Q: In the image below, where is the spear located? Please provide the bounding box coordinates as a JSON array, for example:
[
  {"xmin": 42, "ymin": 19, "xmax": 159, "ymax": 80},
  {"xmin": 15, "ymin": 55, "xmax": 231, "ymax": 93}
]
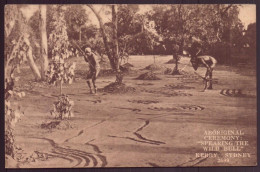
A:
[{"xmin": 70, "ymin": 40, "xmax": 89, "ymax": 60}]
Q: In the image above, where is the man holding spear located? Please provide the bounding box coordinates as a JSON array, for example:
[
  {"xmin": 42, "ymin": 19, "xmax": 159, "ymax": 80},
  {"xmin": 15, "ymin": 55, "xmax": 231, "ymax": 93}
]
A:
[
  {"xmin": 188, "ymin": 36, "xmax": 217, "ymax": 90},
  {"xmin": 83, "ymin": 46, "xmax": 100, "ymax": 94},
  {"xmin": 193, "ymin": 56, "xmax": 217, "ymax": 90},
  {"xmin": 71, "ymin": 41, "xmax": 100, "ymax": 94}
]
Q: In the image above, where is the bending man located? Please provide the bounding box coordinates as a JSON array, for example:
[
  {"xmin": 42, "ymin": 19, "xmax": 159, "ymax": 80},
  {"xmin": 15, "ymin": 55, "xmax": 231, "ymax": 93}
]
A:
[
  {"xmin": 188, "ymin": 36, "xmax": 217, "ymax": 89},
  {"xmin": 197, "ymin": 55, "xmax": 217, "ymax": 90}
]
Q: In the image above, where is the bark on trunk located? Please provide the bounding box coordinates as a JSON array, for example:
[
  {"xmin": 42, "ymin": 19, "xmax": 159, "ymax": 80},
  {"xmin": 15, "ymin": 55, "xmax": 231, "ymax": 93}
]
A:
[
  {"xmin": 79, "ymin": 27, "xmax": 82, "ymax": 42},
  {"xmin": 39, "ymin": 5, "xmax": 49, "ymax": 80},
  {"xmin": 5, "ymin": 35, "xmax": 23, "ymax": 76},
  {"xmin": 112, "ymin": 5, "xmax": 120, "ymax": 71},
  {"xmin": 25, "ymin": 46, "xmax": 41, "ymax": 81}
]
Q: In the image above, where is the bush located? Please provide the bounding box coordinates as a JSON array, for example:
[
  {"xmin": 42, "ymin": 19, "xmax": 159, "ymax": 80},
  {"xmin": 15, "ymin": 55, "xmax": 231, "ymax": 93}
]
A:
[
  {"xmin": 5, "ymin": 77, "xmax": 25, "ymax": 158},
  {"xmin": 50, "ymin": 94, "xmax": 74, "ymax": 120}
]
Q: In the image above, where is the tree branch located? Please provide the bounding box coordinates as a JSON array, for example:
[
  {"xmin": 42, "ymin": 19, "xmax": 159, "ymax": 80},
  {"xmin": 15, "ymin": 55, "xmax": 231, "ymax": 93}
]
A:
[
  {"xmin": 98, "ymin": 6, "xmax": 103, "ymax": 15},
  {"xmin": 5, "ymin": 35, "xmax": 23, "ymax": 75},
  {"xmin": 221, "ymin": 4, "xmax": 233, "ymax": 14},
  {"xmin": 87, "ymin": 4, "xmax": 115, "ymax": 69}
]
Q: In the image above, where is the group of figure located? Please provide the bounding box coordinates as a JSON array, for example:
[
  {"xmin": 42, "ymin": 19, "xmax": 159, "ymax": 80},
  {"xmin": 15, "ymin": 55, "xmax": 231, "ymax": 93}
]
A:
[{"xmin": 80, "ymin": 36, "xmax": 217, "ymax": 94}]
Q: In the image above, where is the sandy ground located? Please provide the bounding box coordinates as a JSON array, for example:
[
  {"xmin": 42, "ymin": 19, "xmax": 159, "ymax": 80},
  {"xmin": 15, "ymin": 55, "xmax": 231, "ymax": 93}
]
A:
[{"xmin": 7, "ymin": 55, "xmax": 257, "ymax": 168}]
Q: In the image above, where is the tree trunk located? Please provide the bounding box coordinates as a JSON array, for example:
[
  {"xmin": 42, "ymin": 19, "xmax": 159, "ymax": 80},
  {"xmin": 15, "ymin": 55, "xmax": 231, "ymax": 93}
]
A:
[
  {"xmin": 39, "ymin": 5, "xmax": 49, "ymax": 80},
  {"xmin": 180, "ymin": 33, "xmax": 184, "ymax": 54},
  {"xmin": 5, "ymin": 35, "xmax": 23, "ymax": 76},
  {"xmin": 87, "ymin": 5, "xmax": 116, "ymax": 70},
  {"xmin": 112, "ymin": 5, "xmax": 120, "ymax": 72},
  {"xmin": 79, "ymin": 26, "xmax": 82, "ymax": 42},
  {"xmin": 25, "ymin": 46, "xmax": 41, "ymax": 81}
]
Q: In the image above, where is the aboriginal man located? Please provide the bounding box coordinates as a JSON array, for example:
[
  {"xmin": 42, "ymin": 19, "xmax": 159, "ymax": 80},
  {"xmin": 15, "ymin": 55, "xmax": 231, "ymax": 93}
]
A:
[
  {"xmin": 83, "ymin": 46, "xmax": 100, "ymax": 94},
  {"xmin": 193, "ymin": 55, "xmax": 217, "ymax": 90},
  {"xmin": 188, "ymin": 36, "xmax": 217, "ymax": 90}
]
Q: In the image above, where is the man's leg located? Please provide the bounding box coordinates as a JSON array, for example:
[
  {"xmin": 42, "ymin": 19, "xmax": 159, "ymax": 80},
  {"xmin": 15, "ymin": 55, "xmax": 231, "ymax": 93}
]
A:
[
  {"xmin": 87, "ymin": 71, "xmax": 94, "ymax": 94},
  {"xmin": 92, "ymin": 67, "xmax": 100, "ymax": 94},
  {"xmin": 87, "ymin": 80, "xmax": 94, "ymax": 94},
  {"xmin": 207, "ymin": 69, "xmax": 213, "ymax": 89},
  {"xmin": 92, "ymin": 75, "xmax": 97, "ymax": 94}
]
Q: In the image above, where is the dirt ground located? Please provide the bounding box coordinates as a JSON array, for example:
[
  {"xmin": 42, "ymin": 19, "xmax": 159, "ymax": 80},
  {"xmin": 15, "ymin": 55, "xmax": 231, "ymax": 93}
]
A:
[{"xmin": 7, "ymin": 55, "xmax": 257, "ymax": 168}]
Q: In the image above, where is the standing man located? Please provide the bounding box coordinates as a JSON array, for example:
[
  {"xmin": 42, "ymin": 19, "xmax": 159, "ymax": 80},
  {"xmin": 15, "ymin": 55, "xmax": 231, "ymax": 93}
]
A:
[{"xmin": 82, "ymin": 46, "xmax": 100, "ymax": 94}]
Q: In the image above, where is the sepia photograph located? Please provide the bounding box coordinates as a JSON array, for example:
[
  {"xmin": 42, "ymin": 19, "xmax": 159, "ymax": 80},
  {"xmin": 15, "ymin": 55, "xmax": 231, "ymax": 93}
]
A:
[{"xmin": 4, "ymin": 4, "xmax": 257, "ymax": 168}]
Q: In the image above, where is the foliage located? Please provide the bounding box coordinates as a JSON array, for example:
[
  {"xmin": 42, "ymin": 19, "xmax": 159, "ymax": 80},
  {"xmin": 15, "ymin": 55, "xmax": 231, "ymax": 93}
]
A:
[
  {"xmin": 50, "ymin": 94, "xmax": 74, "ymax": 119},
  {"xmin": 244, "ymin": 23, "xmax": 256, "ymax": 50},
  {"xmin": 4, "ymin": 5, "xmax": 31, "ymax": 158},
  {"xmin": 150, "ymin": 4, "xmax": 243, "ymax": 55},
  {"xmin": 48, "ymin": 6, "xmax": 70, "ymax": 59},
  {"xmin": 86, "ymin": 36, "xmax": 106, "ymax": 57},
  {"xmin": 45, "ymin": 59, "xmax": 76, "ymax": 85},
  {"xmin": 46, "ymin": 6, "xmax": 76, "ymax": 120},
  {"xmin": 5, "ymin": 37, "xmax": 29, "ymax": 157},
  {"xmin": 46, "ymin": 6, "xmax": 76, "ymax": 85},
  {"xmin": 5, "ymin": 6, "xmax": 30, "ymax": 61},
  {"xmin": 81, "ymin": 24, "xmax": 99, "ymax": 40},
  {"xmin": 64, "ymin": 5, "xmax": 89, "ymax": 41},
  {"xmin": 117, "ymin": 6, "xmax": 163, "ymax": 55},
  {"xmin": 5, "ymin": 84, "xmax": 25, "ymax": 157},
  {"xmin": 117, "ymin": 5, "xmax": 140, "ymax": 37},
  {"xmin": 4, "ymin": 5, "xmax": 20, "ymax": 38},
  {"xmin": 5, "ymin": 60, "xmax": 25, "ymax": 158},
  {"xmin": 79, "ymin": 25, "xmax": 106, "ymax": 57},
  {"xmin": 28, "ymin": 10, "xmax": 41, "ymax": 39},
  {"xmin": 46, "ymin": 5, "xmax": 56, "ymax": 36},
  {"xmin": 6, "ymin": 36, "xmax": 29, "ymax": 72}
]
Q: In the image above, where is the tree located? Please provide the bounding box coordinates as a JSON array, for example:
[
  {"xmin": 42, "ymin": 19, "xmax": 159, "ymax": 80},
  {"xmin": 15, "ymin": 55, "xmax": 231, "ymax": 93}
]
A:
[
  {"xmin": 150, "ymin": 4, "xmax": 243, "ymax": 64},
  {"xmin": 202, "ymin": 5, "xmax": 244, "ymax": 63},
  {"xmin": 5, "ymin": 5, "xmax": 41, "ymax": 80},
  {"xmin": 87, "ymin": 5, "xmax": 154, "ymax": 70},
  {"xmin": 82, "ymin": 25, "xmax": 106, "ymax": 58},
  {"xmin": 81, "ymin": 24, "xmax": 99, "ymax": 40},
  {"xmin": 117, "ymin": 5, "xmax": 164, "ymax": 57},
  {"xmin": 111, "ymin": 5, "xmax": 120, "ymax": 71},
  {"xmin": 87, "ymin": 4, "xmax": 139, "ymax": 83},
  {"xmin": 88, "ymin": 4, "xmax": 164, "ymax": 70},
  {"xmin": 4, "ymin": 5, "xmax": 19, "ymax": 38},
  {"xmin": 150, "ymin": 5, "xmax": 201, "ymax": 54},
  {"xmin": 117, "ymin": 5, "xmax": 145, "ymax": 56},
  {"xmin": 117, "ymin": 4, "xmax": 140, "ymax": 37},
  {"xmin": 46, "ymin": 5, "xmax": 75, "ymax": 120},
  {"xmin": 87, "ymin": 5, "xmax": 114, "ymax": 70},
  {"xmin": 39, "ymin": 5, "xmax": 49, "ymax": 80},
  {"xmin": 5, "ymin": 5, "xmax": 22, "ymax": 74},
  {"xmin": 244, "ymin": 23, "xmax": 256, "ymax": 51},
  {"xmin": 65, "ymin": 5, "xmax": 88, "ymax": 42},
  {"xmin": 4, "ymin": 5, "xmax": 29, "ymax": 158}
]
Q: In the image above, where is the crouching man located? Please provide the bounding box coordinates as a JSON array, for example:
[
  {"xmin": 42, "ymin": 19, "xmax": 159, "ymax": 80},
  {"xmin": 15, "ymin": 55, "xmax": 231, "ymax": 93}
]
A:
[{"xmin": 82, "ymin": 46, "xmax": 100, "ymax": 94}]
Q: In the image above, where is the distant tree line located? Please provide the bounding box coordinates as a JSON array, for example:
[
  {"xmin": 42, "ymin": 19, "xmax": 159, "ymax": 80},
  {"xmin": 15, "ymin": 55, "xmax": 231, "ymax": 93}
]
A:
[{"xmin": 5, "ymin": 4, "xmax": 256, "ymax": 79}]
